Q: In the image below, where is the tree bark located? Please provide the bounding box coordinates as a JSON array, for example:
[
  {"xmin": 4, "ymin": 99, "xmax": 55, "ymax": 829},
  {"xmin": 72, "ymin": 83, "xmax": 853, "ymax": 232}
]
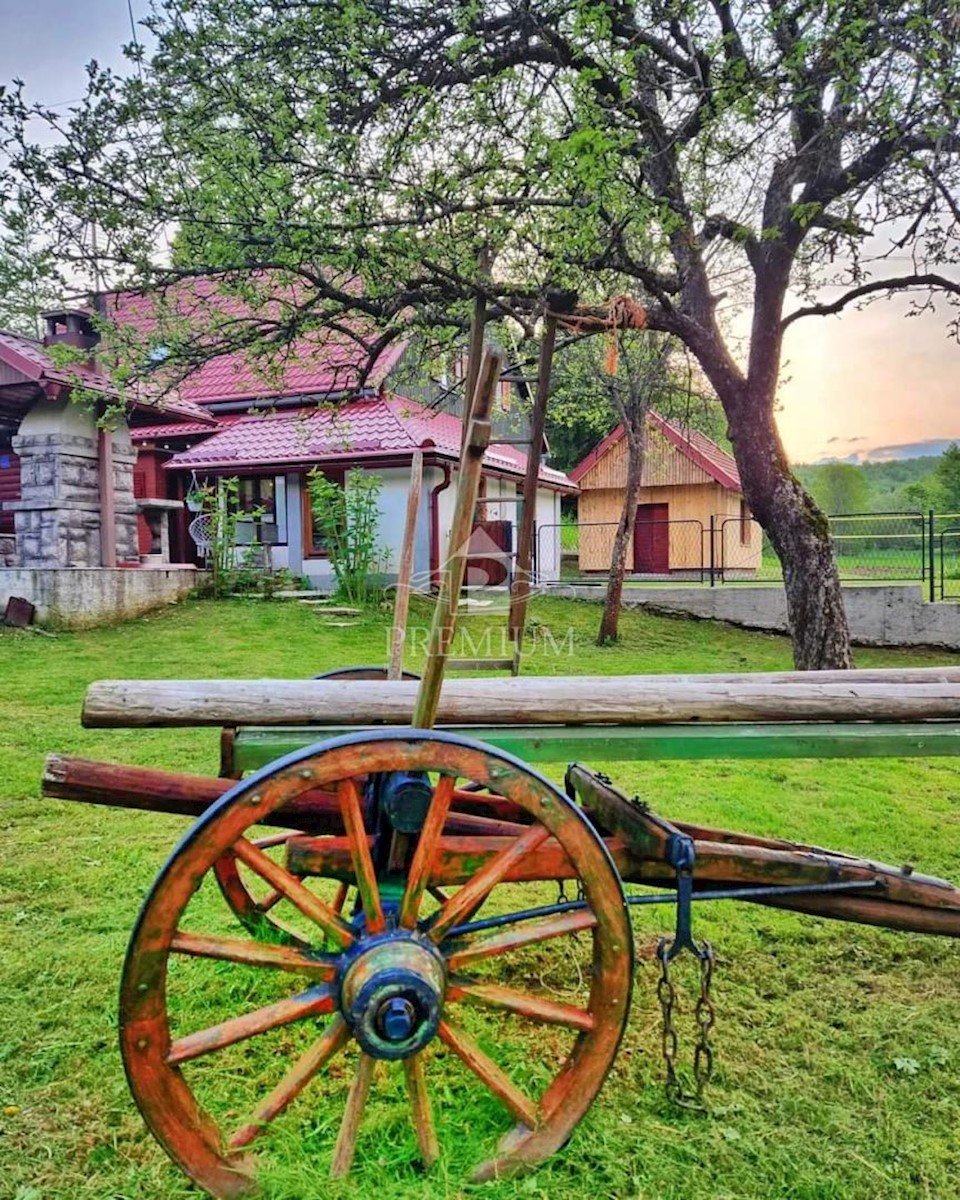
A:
[
  {"xmin": 597, "ymin": 426, "xmax": 644, "ymax": 644},
  {"xmin": 726, "ymin": 396, "xmax": 852, "ymax": 669}
]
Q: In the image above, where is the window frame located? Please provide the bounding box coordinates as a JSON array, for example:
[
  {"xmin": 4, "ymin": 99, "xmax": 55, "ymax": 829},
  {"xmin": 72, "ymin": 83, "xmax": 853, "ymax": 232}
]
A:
[{"xmin": 302, "ymin": 469, "xmax": 346, "ymax": 558}]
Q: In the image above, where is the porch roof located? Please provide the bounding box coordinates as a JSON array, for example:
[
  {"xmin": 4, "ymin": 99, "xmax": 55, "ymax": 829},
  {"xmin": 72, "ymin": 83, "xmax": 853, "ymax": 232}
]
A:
[{"xmin": 162, "ymin": 394, "xmax": 576, "ymax": 491}]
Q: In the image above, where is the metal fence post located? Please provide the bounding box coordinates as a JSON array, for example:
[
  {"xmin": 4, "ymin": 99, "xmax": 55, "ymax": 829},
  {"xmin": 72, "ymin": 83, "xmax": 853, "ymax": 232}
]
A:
[
  {"xmin": 929, "ymin": 510, "xmax": 936, "ymax": 602},
  {"xmin": 709, "ymin": 515, "xmax": 716, "ymax": 587}
]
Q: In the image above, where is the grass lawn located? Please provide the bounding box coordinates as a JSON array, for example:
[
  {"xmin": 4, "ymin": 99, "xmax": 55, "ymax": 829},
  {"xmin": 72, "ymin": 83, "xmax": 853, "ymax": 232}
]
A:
[{"xmin": 2, "ymin": 596, "xmax": 959, "ymax": 1200}]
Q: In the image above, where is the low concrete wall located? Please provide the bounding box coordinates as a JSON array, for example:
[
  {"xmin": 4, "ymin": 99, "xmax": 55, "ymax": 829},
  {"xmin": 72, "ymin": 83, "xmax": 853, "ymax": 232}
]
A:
[
  {"xmin": 0, "ymin": 566, "xmax": 202, "ymax": 629},
  {"xmin": 556, "ymin": 583, "xmax": 960, "ymax": 650}
]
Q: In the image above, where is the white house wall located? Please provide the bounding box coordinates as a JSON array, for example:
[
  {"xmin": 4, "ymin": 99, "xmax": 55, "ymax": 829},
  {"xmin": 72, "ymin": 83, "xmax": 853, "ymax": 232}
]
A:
[{"xmin": 280, "ymin": 462, "xmax": 564, "ymax": 588}]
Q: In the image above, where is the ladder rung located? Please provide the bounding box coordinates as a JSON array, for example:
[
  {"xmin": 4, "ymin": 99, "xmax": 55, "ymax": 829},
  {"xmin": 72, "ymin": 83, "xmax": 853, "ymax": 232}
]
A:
[{"xmin": 447, "ymin": 658, "xmax": 515, "ymax": 671}]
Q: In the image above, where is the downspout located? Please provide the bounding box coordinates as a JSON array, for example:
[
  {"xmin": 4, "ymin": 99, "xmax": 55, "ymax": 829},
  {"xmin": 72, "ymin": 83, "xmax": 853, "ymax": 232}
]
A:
[{"xmin": 429, "ymin": 462, "xmax": 452, "ymax": 588}]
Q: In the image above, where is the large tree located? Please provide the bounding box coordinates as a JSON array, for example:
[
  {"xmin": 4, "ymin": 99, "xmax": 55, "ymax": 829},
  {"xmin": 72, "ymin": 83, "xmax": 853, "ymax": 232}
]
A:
[{"xmin": 3, "ymin": 0, "xmax": 959, "ymax": 666}]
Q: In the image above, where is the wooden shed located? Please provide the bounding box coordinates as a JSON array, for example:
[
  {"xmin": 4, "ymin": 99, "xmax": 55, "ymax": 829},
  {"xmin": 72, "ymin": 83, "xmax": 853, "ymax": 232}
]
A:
[{"xmin": 569, "ymin": 413, "xmax": 762, "ymax": 575}]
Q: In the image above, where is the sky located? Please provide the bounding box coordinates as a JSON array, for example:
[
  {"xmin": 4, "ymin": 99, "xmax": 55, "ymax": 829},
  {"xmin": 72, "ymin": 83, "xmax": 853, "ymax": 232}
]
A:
[{"xmin": 1, "ymin": 0, "xmax": 958, "ymax": 466}]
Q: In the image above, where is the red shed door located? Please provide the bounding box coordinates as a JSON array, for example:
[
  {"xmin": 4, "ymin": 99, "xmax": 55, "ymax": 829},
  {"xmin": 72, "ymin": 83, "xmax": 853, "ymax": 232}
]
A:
[{"xmin": 633, "ymin": 503, "xmax": 669, "ymax": 573}]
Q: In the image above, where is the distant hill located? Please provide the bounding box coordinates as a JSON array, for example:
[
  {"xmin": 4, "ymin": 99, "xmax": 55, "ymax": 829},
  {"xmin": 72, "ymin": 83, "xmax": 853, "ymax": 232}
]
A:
[{"xmin": 794, "ymin": 456, "xmax": 943, "ymax": 513}]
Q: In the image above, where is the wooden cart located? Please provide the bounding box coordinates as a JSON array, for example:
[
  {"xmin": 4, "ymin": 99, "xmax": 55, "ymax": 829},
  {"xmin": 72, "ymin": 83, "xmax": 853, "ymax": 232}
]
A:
[{"xmin": 42, "ymin": 347, "xmax": 960, "ymax": 1197}]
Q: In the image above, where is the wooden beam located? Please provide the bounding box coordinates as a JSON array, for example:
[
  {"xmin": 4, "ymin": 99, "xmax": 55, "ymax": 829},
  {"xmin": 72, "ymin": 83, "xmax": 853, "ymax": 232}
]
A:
[
  {"xmin": 84, "ymin": 670, "xmax": 960, "ymax": 728},
  {"xmin": 412, "ymin": 347, "xmax": 505, "ymax": 730},
  {"xmin": 230, "ymin": 720, "xmax": 960, "ymax": 772}
]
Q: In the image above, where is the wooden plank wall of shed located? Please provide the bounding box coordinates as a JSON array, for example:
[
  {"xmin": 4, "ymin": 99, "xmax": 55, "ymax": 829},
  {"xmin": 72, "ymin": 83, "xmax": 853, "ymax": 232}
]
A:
[{"xmin": 576, "ymin": 431, "xmax": 761, "ymax": 571}]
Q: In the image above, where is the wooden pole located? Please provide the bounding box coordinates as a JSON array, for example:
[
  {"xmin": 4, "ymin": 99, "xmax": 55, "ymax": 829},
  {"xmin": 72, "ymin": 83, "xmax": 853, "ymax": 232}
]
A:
[
  {"xmin": 388, "ymin": 451, "xmax": 423, "ymax": 681},
  {"xmin": 461, "ymin": 295, "xmax": 488, "ymax": 450},
  {"xmin": 83, "ymin": 670, "xmax": 960, "ymax": 729},
  {"xmin": 508, "ymin": 314, "xmax": 558, "ymax": 647},
  {"xmin": 411, "ymin": 348, "xmax": 505, "ymax": 730}
]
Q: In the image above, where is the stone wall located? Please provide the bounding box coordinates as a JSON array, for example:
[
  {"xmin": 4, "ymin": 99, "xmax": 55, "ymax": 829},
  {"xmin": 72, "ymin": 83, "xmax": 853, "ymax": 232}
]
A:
[
  {"xmin": 555, "ymin": 582, "xmax": 960, "ymax": 650},
  {"xmin": 0, "ymin": 566, "xmax": 202, "ymax": 629}
]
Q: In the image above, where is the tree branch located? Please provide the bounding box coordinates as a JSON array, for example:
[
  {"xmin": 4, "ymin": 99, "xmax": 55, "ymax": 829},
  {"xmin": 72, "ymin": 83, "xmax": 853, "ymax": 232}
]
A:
[{"xmin": 782, "ymin": 273, "xmax": 960, "ymax": 329}]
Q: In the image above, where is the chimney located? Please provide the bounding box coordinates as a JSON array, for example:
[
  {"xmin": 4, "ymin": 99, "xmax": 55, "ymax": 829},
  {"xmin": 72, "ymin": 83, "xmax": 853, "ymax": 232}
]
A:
[{"xmin": 42, "ymin": 308, "xmax": 100, "ymax": 352}]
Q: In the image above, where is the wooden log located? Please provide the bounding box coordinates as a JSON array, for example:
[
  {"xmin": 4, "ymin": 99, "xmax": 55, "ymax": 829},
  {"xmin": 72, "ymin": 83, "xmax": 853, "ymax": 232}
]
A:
[
  {"xmin": 42, "ymin": 754, "xmax": 341, "ymax": 831},
  {"xmin": 41, "ymin": 755, "xmax": 524, "ymax": 838},
  {"xmin": 83, "ymin": 670, "xmax": 960, "ymax": 728}
]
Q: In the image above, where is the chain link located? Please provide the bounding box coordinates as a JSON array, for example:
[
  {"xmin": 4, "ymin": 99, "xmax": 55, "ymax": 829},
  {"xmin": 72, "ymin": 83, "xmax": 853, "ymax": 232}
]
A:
[
  {"xmin": 693, "ymin": 944, "xmax": 716, "ymax": 1098},
  {"xmin": 656, "ymin": 939, "xmax": 682, "ymax": 1105},
  {"xmin": 656, "ymin": 938, "xmax": 715, "ymax": 1109}
]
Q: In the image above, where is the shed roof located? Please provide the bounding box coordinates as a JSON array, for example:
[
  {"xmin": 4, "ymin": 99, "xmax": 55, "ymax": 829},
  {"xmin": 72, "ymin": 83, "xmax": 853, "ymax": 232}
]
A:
[
  {"xmin": 161, "ymin": 394, "xmax": 576, "ymax": 491},
  {"xmin": 569, "ymin": 411, "xmax": 740, "ymax": 492}
]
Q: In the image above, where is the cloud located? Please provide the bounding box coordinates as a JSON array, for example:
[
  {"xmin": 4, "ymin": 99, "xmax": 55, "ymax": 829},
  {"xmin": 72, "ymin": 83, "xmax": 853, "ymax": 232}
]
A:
[{"xmin": 864, "ymin": 438, "xmax": 958, "ymax": 462}]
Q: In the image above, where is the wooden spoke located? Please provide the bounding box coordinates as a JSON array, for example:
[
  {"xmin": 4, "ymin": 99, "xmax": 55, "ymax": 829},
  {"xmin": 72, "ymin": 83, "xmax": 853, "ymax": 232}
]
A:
[
  {"xmin": 403, "ymin": 1054, "xmax": 439, "ymax": 1168},
  {"xmin": 438, "ymin": 1019, "xmax": 538, "ymax": 1129},
  {"xmin": 258, "ymin": 888, "xmax": 284, "ymax": 913},
  {"xmin": 232, "ymin": 837, "xmax": 354, "ymax": 949},
  {"xmin": 447, "ymin": 980, "xmax": 595, "ymax": 1031},
  {"xmin": 170, "ymin": 931, "xmax": 337, "ymax": 979},
  {"xmin": 399, "ymin": 774, "xmax": 456, "ymax": 928},
  {"xmin": 229, "ymin": 1015, "xmax": 350, "ymax": 1150},
  {"xmin": 337, "ymin": 779, "xmax": 385, "ymax": 933},
  {"xmin": 428, "ymin": 885, "xmax": 449, "ymax": 904},
  {"xmin": 253, "ymin": 831, "xmax": 299, "ymax": 850},
  {"xmin": 445, "ymin": 909, "xmax": 597, "ymax": 970},
  {"xmin": 428, "ymin": 823, "xmax": 551, "ymax": 942},
  {"xmin": 167, "ymin": 985, "xmax": 336, "ymax": 1065},
  {"xmin": 330, "ymin": 1054, "xmax": 376, "ymax": 1178},
  {"xmin": 331, "ymin": 881, "xmax": 350, "ymax": 913}
]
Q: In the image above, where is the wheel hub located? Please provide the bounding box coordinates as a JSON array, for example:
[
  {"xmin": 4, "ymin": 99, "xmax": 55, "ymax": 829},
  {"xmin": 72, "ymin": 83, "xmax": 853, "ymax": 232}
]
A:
[{"xmin": 340, "ymin": 937, "xmax": 446, "ymax": 1060}]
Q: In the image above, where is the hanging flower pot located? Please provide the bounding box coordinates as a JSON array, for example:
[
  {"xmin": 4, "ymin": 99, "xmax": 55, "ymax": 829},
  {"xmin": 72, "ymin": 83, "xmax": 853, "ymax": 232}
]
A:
[{"xmin": 185, "ymin": 471, "xmax": 204, "ymax": 511}]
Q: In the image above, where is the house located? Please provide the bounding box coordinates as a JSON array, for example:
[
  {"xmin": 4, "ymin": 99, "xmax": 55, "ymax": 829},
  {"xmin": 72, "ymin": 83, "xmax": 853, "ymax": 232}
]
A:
[
  {"xmin": 0, "ymin": 310, "xmax": 209, "ymax": 572},
  {"xmin": 568, "ymin": 413, "xmax": 761, "ymax": 576},
  {"xmin": 1, "ymin": 281, "xmax": 576, "ymax": 593}
]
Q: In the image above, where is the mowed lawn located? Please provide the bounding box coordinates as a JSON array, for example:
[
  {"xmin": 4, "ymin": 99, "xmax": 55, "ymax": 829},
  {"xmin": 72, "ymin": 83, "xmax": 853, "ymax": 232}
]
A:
[{"xmin": 2, "ymin": 596, "xmax": 959, "ymax": 1200}]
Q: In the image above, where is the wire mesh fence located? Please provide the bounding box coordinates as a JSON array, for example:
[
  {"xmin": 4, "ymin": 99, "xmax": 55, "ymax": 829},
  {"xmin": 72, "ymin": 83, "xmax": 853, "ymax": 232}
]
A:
[
  {"xmin": 537, "ymin": 510, "xmax": 960, "ymax": 591},
  {"xmin": 937, "ymin": 516, "xmax": 960, "ymax": 598},
  {"xmin": 721, "ymin": 511, "xmax": 930, "ymax": 583}
]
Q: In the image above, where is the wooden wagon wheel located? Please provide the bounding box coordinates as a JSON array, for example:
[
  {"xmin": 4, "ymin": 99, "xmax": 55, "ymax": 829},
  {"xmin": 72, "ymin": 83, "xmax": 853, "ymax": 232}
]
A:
[
  {"xmin": 120, "ymin": 730, "xmax": 633, "ymax": 1197},
  {"xmin": 211, "ymin": 666, "xmax": 421, "ymax": 935}
]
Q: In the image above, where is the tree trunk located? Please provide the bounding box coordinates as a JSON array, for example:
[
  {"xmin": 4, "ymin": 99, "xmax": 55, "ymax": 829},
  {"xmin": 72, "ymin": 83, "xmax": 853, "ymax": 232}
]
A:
[
  {"xmin": 728, "ymin": 400, "xmax": 852, "ymax": 669},
  {"xmin": 598, "ymin": 430, "xmax": 644, "ymax": 644}
]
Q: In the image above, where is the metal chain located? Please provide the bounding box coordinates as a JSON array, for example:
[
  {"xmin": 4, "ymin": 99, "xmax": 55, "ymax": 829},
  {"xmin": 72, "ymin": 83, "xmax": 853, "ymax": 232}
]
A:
[
  {"xmin": 656, "ymin": 939, "xmax": 682, "ymax": 1105},
  {"xmin": 656, "ymin": 938, "xmax": 716, "ymax": 1109},
  {"xmin": 692, "ymin": 943, "xmax": 716, "ymax": 1100}
]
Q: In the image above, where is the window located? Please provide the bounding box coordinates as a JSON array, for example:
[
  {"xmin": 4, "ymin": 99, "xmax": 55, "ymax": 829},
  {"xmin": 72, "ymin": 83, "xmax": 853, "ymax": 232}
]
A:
[
  {"xmin": 303, "ymin": 470, "xmax": 345, "ymax": 557},
  {"xmin": 739, "ymin": 499, "xmax": 752, "ymax": 546},
  {"xmin": 235, "ymin": 477, "xmax": 279, "ymax": 545}
]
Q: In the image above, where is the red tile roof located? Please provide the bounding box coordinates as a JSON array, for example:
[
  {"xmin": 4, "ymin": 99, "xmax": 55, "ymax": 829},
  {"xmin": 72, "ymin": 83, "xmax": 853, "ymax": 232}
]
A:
[
  {"xmin": 107, "ymin": 278, "xmax": 406, "ymax": 406},
  {"xmin": 132, "ymin": 420, "xmax": 222, "ymax": 441},
  {"xmin": 0, "ymin": 328, "xmax": 117, "ymax": 395},
  {"xmin": 569, "ymin": 411, "xmax": 741, "ymax": 492},
  {"xmin": 163, "ymin": 395, "xmax": 576, "ymax": 490}
]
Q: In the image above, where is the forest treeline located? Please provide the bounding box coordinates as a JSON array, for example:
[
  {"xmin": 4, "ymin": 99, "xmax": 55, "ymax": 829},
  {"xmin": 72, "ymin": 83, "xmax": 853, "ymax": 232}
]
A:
[{"xmin": 794, "ymin": 447, "xmax": 960, "ymax": 516}]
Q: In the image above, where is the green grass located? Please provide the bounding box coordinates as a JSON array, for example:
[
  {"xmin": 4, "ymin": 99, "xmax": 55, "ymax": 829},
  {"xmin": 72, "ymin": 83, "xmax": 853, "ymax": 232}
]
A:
[{"xmin": 2, "ymin": 596, "xmax": 960, "ymax": 1200}]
